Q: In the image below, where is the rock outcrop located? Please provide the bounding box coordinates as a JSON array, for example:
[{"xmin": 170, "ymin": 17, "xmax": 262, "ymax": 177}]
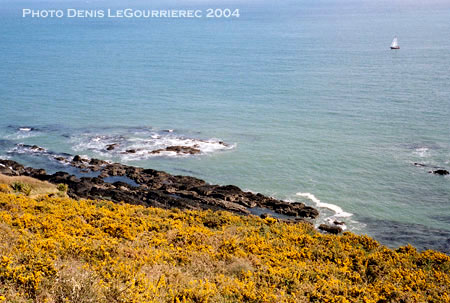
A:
[
  {"xmin": 106, "ymin": 144, "xmax": 118, "ymax": 151},
  {"xmin": 0, "ymin": 158, "xmax": 319, "ymax": 221},
  {"xmin": 430, "ymin": 169, "xmax": 449, "ymax": 176},
  {"xmin": 319, "ymin": 224, "xmax": 343, "ymax": 234},
  {"xmin": 150, "ymin": 146, "xmax": 201, "ymax": 155}
]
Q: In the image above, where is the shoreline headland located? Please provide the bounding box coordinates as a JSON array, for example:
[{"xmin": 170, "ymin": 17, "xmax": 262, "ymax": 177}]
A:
[
  {"xmin": 0, "ymin": 156, "xmax": 319, "ymax": 223},
  {"xmin": 1, "ymin": 155, "xmax": 450, "ymax": 302}
]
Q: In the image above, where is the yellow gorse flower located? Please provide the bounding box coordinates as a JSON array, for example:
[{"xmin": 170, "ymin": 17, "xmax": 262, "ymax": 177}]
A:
[{"xmin": 0, "ymin": 188, "xmax": 449, "ymax": 302}]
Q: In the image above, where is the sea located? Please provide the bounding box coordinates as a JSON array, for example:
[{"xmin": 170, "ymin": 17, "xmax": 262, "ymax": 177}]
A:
[{"xmin": 1, "ymin": 0, "xmax": 449, "ymax": 253}]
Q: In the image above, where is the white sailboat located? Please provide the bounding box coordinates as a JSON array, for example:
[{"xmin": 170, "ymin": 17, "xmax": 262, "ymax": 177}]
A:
[{"xmin": 390, "ymin": 37, "xmax": 400, "ymax": 49}]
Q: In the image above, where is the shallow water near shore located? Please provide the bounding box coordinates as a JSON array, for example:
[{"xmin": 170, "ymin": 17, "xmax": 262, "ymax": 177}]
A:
[{"xmin": 1, "ymin": 1, "xmax": 450, "ymax": 253}]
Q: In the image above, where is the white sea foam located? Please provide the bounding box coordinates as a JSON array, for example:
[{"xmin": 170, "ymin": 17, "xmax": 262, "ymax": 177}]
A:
[
  {"xmin": 8, "ymin": 144, "xmax": 47, "ymax": 154},
  {"xmin": 7, "ymin": 144, "xmax": 73, "ymax": 165},
  {"xmin": 414, "ymin": 147, "xmax": 430, "ymax": 158},
  {"xmin": 6, "ymin": 129, "xmax": 39, "ymax": 140},
  {"xmin": 70, "ymin": 130, "xmax": 235, "ymax": 161},
  {"xmin": 325, "ymin": 218, "xmax": 347, "ymax": 230},
  {"xmin": 296, "ymin": 192, "xmax": 353, "ymax": 218},
  {"xmin": 0, "ymin": 155, "xmax": 12, "ymax": 162},
  {"xmin": 76, "ymin": 155, "xmax": 90, "ymax": 161}
]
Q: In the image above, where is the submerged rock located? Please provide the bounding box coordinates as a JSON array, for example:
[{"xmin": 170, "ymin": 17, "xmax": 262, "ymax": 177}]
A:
[
  {"xmin": 106, "ymin": 144, "xmax": 118, "ymax": 151},
  {"xmin": 15, "ymin": 144, "xmax": 46, "ymax": 152},
  {"xmin": 430, "ymin": 169, "xmax": 449, "ymax": 176},
  {"xmin": 151, "ymin": 146, "xmax": 201, "ymax": 155},
  {"xmin": 31, "ymin": 145, "xmax": 45, "ymax": 152},
  {"xmin": 72, "ymin": 155, "xmax": 85, "ymax": 163}
]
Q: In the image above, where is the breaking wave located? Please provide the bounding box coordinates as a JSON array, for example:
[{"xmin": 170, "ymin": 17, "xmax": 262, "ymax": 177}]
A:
[
  {"xmin": 296, "ymin": 192, "xmax": 355, "ymax": 231},
  {"xmin": 7, "ymin": 144, "xmax": 73, "ymax": 164},
  {"xmin": 5, "ymin": 126, "xmax": 41, "ymax": 140},
  {"xmin": 296, "ymin": 192, "xmax": 353, "ymax": 217},
  {"xmin": 69, "ymin": 129, "xmax": 235, "ymax": 161}
]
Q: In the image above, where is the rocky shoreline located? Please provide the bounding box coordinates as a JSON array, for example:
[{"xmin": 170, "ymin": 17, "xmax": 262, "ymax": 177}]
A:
[{"xmin": 0, "ymin": 157, "xmax": 319, "ymax": 223}]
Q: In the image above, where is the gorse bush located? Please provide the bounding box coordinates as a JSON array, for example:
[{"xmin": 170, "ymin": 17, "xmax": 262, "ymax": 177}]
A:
[
  {"xmin": 0, "ymin": 189, "xmax": 449, "ymax": 302},
  {"xmin": 0, "ymin": 184, "xmax": 11, "ymax": 194},
  {"xmin": 56, "ymin": 183, "xmax": 68, "ymax": 193},
  {"xmin": 56, "ymin": 183, "xmax": 69, "ymax": 197},
  {"xmin": 10, "ymin": 181, "xmax": 32, "ymax": 196}
]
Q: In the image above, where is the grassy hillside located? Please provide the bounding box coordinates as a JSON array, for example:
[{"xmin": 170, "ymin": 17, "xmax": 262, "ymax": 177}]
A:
[
  {"xmin": 0, "ymin": 185, "xmax": 449, "ymax": 303},
  {"xmin": 0, "ymin": 174, "xmax": 61, "ymax": 198}
]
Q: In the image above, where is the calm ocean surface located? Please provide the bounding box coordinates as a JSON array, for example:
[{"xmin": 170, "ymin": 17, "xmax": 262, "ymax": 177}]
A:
[{"xmin": 1, "ymin": 1, "xmax": 449, "ymax": 252}]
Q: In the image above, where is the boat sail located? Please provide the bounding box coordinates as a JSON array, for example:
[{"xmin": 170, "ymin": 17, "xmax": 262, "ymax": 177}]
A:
[{"xmin": 391, "ymin": 37, "xmax": 400, "ymax": 49}]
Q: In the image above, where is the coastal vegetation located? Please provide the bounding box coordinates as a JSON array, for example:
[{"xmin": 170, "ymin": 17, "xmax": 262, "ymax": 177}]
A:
[
  {"xmin": 0, "ymin": 174, "xmax": 64, "ymax": 198},
  {"xmin": 0, "ymin": 183, "xmax": 449, "ymax": 303}
]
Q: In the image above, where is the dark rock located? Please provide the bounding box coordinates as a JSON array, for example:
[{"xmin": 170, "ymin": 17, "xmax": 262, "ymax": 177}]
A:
[
  {"xmin": 151, "ymin": 146, "xmax": 201, "ymax": 155},
  {"xmin": 0, "ymin": 159, "xmax": 26, "ymax": 176},
  {"xmin": 333, "ymin": 220, "xmax": 345, "ymax": 225},
  {"xmin": 88, "ymin": 159, "xmax": 107, "ymax": 171},
  {"xmin": 297, "ymin": 206, "xmax": 320, "ymax": 218},
  {"xmin": 15, "ymin": 143, "xmax": 45, "ymax": 152},
  {"xmin": 31, "ymin": 145, "xmax": 45, "ymax": 152},
  {"xmin": 25, "ymin": 167, "xmax": 47, "ymax": 177},
  {"xmin": 430, "ymin": 169, "xmax": 449, "ymax": 176},
  {"xmin": 106, "ymin": 144, "xmax": 118, "ymax": 151},
  {"xmin": 414, "ymin": 162, "xmax": 426, "ymax": 167},
  {"xmin": 260, "ymin": 213, "xmax": 270, "ymax": 219},
  {"xmin": 104, "ymin": 164, "xmax": 126, "ymax": 176},
  {"xmin": 125, "ymin": 149, "xmax": 137, "ymax": 154},
  {"xmin": 193, "ymin": 185, "xmax": 217, "ymax": 196},
  {"xmin": 319, "ymin": 224, "xmax": 343, "ymax": 234},
  {"xmin": 72, "ymin": 155, "xmax": 84, "ymax": 163},
  {"xmin": 1, "ymin": 158, "xmax": 319, "ymax": 222},
  {"xmin": 89, "ymin": 159, "xmax": 107, "ymax": 166}
]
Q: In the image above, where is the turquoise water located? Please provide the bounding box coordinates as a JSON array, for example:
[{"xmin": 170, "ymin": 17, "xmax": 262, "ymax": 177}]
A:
[{"xmin": 1, "ymin": 1, "xmax": 450, "ymax": 252}]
